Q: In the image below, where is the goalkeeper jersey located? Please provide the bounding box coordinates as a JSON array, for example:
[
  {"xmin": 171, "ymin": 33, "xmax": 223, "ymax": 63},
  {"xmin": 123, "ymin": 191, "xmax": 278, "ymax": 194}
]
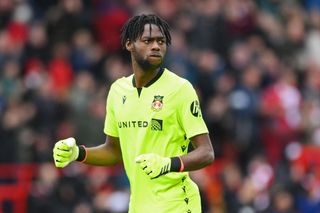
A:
[{"xmin": 104, "ymin": 68, "xmax": 208, "ymax": 213}]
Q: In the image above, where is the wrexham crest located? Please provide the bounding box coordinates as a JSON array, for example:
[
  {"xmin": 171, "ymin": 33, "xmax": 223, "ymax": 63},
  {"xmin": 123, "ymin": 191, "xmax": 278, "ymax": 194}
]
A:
[{"xmin": 151, "ymin": 95, "xmax": 164, "ymax": 111}]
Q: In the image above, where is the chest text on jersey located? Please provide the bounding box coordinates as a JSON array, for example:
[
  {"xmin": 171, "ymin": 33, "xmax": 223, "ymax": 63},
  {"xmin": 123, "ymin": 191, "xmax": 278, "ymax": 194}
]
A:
[{"xmin": 118, "ymin": 120, "xmax": 149, "ymax": 128}]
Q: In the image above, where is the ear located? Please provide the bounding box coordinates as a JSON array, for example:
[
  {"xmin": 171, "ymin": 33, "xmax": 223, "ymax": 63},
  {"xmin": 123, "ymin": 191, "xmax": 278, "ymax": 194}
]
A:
[{"xmin": 125, "ymin": 40, "xmax": 133, "ymax": 51}]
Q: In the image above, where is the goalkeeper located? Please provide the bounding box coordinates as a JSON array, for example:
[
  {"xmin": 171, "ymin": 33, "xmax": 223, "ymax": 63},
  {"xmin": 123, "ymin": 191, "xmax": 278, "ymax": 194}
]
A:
[{"xmin": 53, "ymin": 14, "xmax": 214, "ymax": 213}]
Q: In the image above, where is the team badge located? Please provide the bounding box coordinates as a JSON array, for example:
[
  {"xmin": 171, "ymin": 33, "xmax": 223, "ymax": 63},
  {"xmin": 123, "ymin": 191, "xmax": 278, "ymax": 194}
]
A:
[{"xmin": 151, "ymin": 95, "xmax": 164, "ymax": 111}]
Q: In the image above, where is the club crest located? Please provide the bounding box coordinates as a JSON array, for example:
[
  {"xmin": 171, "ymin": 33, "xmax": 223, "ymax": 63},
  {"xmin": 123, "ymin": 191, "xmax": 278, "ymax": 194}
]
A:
[{"xmin": 151, "ymin": 95, "xmax": 164, "ymax": 111}]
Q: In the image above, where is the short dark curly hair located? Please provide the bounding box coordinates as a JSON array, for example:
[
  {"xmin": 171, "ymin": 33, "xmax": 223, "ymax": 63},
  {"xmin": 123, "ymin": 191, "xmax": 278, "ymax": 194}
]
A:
[{"xmin": 120, "ymin": 14, "xmax": 171, "ymax": 48}]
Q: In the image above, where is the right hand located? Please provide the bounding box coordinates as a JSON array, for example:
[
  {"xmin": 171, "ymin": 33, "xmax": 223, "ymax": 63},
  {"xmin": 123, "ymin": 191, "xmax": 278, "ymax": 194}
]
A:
[{"xmin": 53, "ymin": 137, "xmax": 79, "ymax": 168}]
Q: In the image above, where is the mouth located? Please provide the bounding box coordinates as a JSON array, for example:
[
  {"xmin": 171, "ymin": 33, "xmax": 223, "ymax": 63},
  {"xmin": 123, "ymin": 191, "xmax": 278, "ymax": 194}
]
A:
[{"xmin": 149, "ymin": 53, "xmax": 161, "ymax": 58}]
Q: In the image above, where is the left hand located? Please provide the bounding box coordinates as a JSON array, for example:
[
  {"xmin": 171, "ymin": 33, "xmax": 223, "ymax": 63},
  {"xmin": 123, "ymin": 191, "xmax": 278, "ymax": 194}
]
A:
[{"xmin": 135, "ymin": 153, "xmax": 171, "ymax": 179}]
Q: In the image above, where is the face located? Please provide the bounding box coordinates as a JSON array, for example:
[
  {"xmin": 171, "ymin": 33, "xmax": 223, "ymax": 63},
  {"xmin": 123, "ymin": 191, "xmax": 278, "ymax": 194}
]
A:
[{"xmin": 127, "ymin": 24, "xmax": 167, "ymax": 71}]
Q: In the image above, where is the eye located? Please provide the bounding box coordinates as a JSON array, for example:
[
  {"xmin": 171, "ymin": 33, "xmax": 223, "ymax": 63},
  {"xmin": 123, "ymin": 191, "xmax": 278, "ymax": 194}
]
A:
[
  {"xmin": 144, "ymin": 39, "xmax": 150, "ymax": 44},
  {"xmin": 158, "ymin": 40, "xmax": 164, "ymax": 45}
]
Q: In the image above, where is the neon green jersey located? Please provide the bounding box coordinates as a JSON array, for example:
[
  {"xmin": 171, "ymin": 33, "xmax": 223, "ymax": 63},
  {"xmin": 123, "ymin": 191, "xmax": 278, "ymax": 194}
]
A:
[{"xmin": 104, "ymin": 68, "xmax": 208, "ymax": 213}]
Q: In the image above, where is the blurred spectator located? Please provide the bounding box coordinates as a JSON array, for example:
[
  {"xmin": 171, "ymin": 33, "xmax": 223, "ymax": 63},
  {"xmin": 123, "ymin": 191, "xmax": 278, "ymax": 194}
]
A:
[
  {"xmin": 270, "ymin": 187, "xmax": 298, "ymax": 213},
  {"xmin": 193, "ymin": 49, "xmax": 225, "ymax": 105},
  {"xmin": 70, "ymin": 28, "xmax": 104, "ymax": 75},
  {"xmin": 224, "ymin": 0, "xmax": 257, "ymax": 41},
  {"xmin": 48, "ymin": 42, "xmax": 74, "ymax": 97},
  {"xmin": 165, "ymin": 29, "xmax": 194, "ymax": 81},
  {"xmin": 23, "ymin": 22, "xmax": 49, "ymax": 64},
  {"xmin": 46, "ymin": 0, "xmax": 89, "ymax": 45},
  {"xmin": 229, "ymin": 63, "xmax": 262, "ymax": 163},
  {"xmin": 221, "ymin": 162, "xmax": 244, "ymax": 212},
  {"xmin": 0, "ymin": 0, "xmax": 14, "ymax": 30},
  {"xmin": 28, "ymin": 163, "xmax": 59, "ymax": 212},
  {"xmin": 92, "ymin": 1, "xmax": 130, "ymax": 53},
  {"xmin": 0, "ymin": 59, "xmax": 22, "ymax": 102},
  {"xmin": 187, "ymin": 0, "xmax": 228, "ymax": 57},
  {"xmin": 260, "ymin": 67, "xmax": 302, "ymax": 166},
  {"xmin": 69, "ymin": 73, "xmax": 106, "ymax": 147}
]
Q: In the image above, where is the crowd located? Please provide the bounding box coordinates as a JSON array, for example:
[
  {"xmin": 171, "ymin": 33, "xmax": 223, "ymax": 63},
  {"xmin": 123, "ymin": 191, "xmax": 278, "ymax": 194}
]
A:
[{"xmin": 1, "ymin": 0, "xmax": 320, "ymax": 212}]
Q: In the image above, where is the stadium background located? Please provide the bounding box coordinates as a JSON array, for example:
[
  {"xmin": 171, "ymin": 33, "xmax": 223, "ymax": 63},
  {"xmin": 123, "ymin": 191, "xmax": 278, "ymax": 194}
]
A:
[{"xmin": 1, "ymin": 0, "xmax": 320, "ymax": 212}]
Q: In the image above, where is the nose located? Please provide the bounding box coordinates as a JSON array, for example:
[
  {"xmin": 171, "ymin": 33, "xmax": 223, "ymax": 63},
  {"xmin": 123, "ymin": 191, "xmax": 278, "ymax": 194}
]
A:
[{"xmin": 151, "ymin": 41, "xmax": 160, "ymax": 51}]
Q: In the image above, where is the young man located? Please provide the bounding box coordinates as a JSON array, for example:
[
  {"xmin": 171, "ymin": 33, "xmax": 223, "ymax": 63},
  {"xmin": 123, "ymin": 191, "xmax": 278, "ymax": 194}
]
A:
[{"xmin": 53, "ymin": 14, "xmax": 214, "ymax": 213}]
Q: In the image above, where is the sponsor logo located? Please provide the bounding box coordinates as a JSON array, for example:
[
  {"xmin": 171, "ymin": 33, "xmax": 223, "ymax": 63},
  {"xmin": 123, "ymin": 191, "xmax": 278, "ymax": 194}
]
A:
[
  {"xmin": 118, "ymin": 121, "xmax": 148, "ymax": 128},
  {"xmin": 151, "ymin": 95, "xmax": 164, "ymax": 111},
  {"xmin": 190, "ymin": 100, "xmax": 202, "ymax": 117},
  {"xmin": 151, "ymin": 118, "xmax": 163, "ymax": 131},
  {"xmin": 122, "ymin": 95, "xmax": 126, "ymax": 104}
]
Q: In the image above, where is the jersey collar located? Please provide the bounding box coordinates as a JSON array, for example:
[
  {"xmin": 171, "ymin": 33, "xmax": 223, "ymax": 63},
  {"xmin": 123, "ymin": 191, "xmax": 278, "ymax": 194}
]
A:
[{"xmin": 132, "ymin": 67, "xmax": 165, "ymax": 88}]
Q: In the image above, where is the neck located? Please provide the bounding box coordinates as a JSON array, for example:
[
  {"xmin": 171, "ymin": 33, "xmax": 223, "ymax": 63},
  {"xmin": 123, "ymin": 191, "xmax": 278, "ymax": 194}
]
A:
[{"xmin": 132, "ymin": 59, "xmax": 160, "ymax": 88}]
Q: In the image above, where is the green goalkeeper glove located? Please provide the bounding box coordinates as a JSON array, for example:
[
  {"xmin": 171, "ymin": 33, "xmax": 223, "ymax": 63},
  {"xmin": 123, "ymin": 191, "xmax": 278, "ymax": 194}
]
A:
[
  {"xmin": 53, "ymin": 137, "xmax": 79, "ymax": 168},
  {"xmin": 135, "ymin": 153, "xmax": 171, "ymax": 179}
]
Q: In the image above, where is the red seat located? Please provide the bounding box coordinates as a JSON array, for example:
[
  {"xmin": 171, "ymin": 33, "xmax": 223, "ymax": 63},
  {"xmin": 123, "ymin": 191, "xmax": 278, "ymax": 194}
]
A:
[{"xmin": 0, "ymin": 164, "xmax": 36, "ymax": 213}]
